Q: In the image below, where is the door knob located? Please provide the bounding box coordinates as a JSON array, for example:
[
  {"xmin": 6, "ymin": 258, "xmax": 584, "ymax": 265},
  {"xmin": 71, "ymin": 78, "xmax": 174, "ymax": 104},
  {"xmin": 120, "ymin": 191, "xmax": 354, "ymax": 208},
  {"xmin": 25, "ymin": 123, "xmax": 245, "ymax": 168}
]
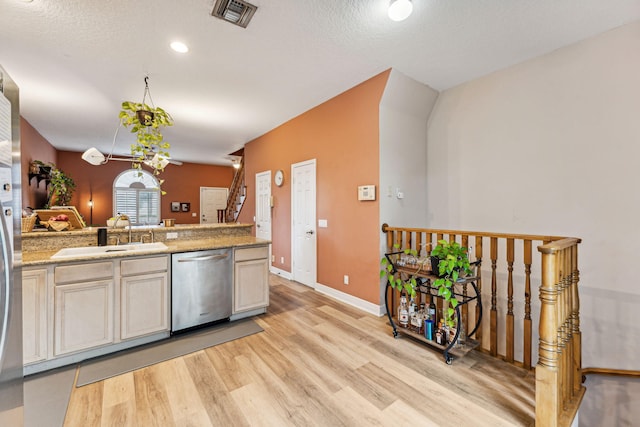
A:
[{"xmin": 306, "ymin": 230, "xmax": 314, "ymax": 235}]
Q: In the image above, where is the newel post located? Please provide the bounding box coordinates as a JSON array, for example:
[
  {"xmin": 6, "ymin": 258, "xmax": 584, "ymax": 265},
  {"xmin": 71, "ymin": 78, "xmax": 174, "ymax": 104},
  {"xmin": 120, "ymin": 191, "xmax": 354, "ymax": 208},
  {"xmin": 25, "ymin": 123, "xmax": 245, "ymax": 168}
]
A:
[{"xmin": 536, "ymin": 247, "xmax": 560, "ymax": 427}]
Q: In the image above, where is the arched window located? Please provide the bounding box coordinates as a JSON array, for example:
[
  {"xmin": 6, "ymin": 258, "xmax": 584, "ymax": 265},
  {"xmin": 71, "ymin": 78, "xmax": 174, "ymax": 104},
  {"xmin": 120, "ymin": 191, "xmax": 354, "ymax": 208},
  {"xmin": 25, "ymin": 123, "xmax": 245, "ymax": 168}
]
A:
[{"xmin": 113, "ymin": 169, "xmax": 161, "ymax": 225}]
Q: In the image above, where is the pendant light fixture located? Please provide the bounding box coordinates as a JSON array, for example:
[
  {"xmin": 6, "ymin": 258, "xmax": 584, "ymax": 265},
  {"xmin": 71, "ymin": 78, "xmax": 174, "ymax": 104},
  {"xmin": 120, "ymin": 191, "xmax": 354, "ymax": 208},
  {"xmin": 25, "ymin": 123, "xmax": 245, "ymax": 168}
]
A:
[{"xmin": 388, "ymin": 0, "xmax": 413, "ymax": 22}]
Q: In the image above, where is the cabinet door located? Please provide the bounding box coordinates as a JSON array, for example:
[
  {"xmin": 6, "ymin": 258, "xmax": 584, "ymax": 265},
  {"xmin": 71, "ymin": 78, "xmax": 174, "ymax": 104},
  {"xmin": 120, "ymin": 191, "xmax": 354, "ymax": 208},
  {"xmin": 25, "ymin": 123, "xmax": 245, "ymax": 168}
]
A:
[
  {"xmin": 121, "ymin": 272, "xmax": 169, "ymax": 340},
  {"xmin": 23, "ymin": 268, "xmax": 47, "ymax": 365},
  {"xmin": 54, "ymin": 279, "xmax": 114, "ymax": 356},
  {"xmin": 234, "ymin": 258, "xmax": 269, "ymax": 313}
]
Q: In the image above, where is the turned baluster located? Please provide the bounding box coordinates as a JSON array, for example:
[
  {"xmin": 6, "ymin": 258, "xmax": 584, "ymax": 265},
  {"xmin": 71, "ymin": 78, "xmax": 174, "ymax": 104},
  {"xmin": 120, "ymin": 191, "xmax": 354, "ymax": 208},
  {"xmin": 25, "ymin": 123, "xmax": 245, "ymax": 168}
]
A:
[
  {"xmin": 523, "ymin": 239, "xmax": 533, "ymax": 369},
  {"xmin": 490, "ymin": 237, "xmax": 498, "ymax": 357},
  {"xmin": 506, "ymin": 238, "xmax": 515, "ymax": 363}
]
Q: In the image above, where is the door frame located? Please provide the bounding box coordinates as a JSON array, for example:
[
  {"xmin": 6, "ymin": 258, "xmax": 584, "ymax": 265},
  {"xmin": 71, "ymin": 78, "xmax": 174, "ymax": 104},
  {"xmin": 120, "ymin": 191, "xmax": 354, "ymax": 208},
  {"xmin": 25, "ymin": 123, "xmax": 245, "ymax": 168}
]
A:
[
  {"xmin": 199, "ymin": 186, "xmax": 228, "ymax": 224},
  {"xmin": 255, "ymin": 170, "xmax": 272, "ymax": 266}
]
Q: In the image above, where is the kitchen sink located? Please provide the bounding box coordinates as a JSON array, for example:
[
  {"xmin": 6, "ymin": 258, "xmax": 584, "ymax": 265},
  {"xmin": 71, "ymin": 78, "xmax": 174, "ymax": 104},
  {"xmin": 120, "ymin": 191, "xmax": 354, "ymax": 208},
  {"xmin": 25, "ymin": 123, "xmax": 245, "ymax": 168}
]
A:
[{"xmin": 51, "ymin": 242, "xmax": 168, "ymax": 259}]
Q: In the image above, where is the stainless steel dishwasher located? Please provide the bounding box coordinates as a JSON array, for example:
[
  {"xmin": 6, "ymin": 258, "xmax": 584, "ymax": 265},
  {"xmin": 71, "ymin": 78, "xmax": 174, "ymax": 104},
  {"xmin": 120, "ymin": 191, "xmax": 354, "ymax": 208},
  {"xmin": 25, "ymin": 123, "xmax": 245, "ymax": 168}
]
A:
[{"xmin": 171, "ymin": 248, "xmax": 232, "ymax": 333}]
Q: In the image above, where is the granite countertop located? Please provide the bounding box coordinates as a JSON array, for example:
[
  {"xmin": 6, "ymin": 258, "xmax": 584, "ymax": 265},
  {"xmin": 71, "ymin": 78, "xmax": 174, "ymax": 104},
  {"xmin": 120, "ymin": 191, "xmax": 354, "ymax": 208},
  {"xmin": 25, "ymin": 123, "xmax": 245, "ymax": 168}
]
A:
[{"xmin": 21, "ymin": 236, "xmax": 270, "ymax": 266}]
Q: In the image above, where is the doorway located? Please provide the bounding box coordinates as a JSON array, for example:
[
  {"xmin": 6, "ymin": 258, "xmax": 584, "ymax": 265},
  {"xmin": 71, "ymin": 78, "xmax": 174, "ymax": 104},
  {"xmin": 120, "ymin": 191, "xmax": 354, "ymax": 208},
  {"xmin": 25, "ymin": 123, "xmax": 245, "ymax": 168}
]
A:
[
  {"xmin": 200, "ymin": 187, "xmax": 228, "ymax": 224},
  {"xmin": 291, "ymin": 159, "xmax": 316, "ymax": 288},
  {"xmin": 255, "ymin": 171, "xmax": 272, "ymax": 242}
]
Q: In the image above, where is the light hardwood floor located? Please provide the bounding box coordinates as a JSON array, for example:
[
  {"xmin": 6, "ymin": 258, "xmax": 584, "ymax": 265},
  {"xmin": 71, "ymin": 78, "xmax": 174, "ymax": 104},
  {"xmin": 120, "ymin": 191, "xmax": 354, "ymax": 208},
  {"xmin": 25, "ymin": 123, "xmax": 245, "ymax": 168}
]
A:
[{"xmin": 63, "ymin": 274, "xmax": 535, "ymax": 426}]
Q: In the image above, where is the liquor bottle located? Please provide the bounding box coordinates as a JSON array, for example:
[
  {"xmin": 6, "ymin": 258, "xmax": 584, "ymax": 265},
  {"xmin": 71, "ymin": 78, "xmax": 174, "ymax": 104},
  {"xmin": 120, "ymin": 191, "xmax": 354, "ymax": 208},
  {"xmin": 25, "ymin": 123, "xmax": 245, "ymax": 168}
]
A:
[
  {"xmin": 428, "ymin": 298, "xmax": 436, "ymax": 323},
  {"xmin": 443, "ymin": 321, "xmax": 450, "ymax": 345},
  {"xmin": 410, "ymin": 310, "xmax": 422, "ymax": 334},
  {"xmin": 398, "ymin": 295, "xmax": 409, "ymax": 328},
  {"xmin": 408, "ymin": 296, "xmax": 416, "ymax": 318},
  {"xmin": 435, "ymin": 324, "xmax": 443, "ymax": 345}
]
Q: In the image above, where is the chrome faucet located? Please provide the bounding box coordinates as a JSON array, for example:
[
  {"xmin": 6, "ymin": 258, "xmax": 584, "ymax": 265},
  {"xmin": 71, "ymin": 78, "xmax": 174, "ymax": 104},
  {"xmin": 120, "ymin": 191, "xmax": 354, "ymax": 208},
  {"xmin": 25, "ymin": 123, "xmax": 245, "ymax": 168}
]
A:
[
  {"xmin": 113, "ymin": 213, "xmax": 133, "ymax": 244},
  {"xmin": 140, "ymin": 229, "xmax": 154, "ymax": 243}
]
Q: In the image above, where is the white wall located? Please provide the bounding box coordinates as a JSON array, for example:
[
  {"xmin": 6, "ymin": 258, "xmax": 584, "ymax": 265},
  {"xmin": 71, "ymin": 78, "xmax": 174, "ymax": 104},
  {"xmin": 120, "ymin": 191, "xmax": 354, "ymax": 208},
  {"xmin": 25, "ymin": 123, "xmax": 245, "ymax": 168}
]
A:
[
  {"xmin": 379, "ymin": 69, "xmax": 438, "ymax": 302},
  {"xmin": 427, "ymin": 21, "xmax": 640, "ymax": 425}
]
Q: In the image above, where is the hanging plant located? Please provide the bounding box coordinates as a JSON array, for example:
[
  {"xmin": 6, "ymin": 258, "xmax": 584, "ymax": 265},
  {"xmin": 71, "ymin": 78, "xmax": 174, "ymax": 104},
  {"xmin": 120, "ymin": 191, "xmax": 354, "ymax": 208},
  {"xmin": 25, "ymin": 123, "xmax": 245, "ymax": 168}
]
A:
[{"xmin": 118, "ymin": 77, "xmax": 173, "ymax": 193}]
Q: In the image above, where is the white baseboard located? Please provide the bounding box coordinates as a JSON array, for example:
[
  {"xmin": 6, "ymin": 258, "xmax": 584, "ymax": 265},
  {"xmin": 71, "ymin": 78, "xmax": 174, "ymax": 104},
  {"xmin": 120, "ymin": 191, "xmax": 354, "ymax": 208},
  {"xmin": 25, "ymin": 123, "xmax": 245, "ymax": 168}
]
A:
[
  {"xmin": 270, "ymin": 266, "xmax": 292, "ymax": 280},
  {"xmin": 314, "ymin": 282, "xmax": 385, "ymax": 317}
]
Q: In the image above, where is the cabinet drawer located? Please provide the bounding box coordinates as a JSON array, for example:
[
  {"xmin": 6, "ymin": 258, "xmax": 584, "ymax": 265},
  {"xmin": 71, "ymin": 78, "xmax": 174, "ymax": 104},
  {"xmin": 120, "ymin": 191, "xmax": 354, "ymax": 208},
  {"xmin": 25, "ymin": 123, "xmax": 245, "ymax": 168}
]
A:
[
  {"xmin": 235, "ymin": 246, "xmax": 269, "ymax": 262},
  {"xmin": 121, "ymin": 255, "xmax": 169, "ymax": 276},
  {"xmin": 55, "ymin": 261, "xmax": 113, "ymax": 284}
]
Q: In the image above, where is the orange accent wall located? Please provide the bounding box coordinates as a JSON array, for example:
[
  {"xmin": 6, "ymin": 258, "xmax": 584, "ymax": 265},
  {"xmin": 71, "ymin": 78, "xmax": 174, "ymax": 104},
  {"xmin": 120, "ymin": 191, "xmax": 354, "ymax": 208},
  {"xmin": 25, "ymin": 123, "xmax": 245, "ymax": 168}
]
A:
[
  {"xmin": 20, "ymin": 118, "xmax": 57, "ymax": 210},
  {"xmin": 54, "ymin": 151, "xmax": 235, "ymax": 226},
  {"xmin": 239, "ymin": 70, "xmax": 390, "ymax": 304}
]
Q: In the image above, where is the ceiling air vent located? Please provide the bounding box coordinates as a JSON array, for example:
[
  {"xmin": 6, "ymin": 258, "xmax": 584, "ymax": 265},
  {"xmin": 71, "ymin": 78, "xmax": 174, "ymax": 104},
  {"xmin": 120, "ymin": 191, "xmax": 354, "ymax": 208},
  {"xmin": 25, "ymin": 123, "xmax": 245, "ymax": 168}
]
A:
[{"xmin": 211, "ymin": 0, "xmax": 257, "ymax": 28}]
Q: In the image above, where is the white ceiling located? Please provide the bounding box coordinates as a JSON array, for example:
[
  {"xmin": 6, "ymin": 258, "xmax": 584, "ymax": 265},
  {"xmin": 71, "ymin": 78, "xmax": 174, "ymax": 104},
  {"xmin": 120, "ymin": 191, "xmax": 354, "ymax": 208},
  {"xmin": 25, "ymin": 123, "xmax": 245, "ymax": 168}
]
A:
[{"xmin": 1, "ymin": 0, "xmax": 638, "ymax": 166}]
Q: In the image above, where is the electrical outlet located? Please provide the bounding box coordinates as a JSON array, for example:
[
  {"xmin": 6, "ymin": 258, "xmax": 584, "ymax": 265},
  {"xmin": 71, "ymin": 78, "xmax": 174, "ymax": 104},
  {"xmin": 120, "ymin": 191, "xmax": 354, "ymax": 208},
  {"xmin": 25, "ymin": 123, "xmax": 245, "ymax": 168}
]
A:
[
  {"xmin": 166, "ymin": 232, "xmax": 178, "ymax": 239},
  {"xmin": 280, "ymin": 256, "xmax": 284, "ymax": 264},
  {"xmin": 271, "ymin": 255, "xmax": 275, "ymax": 262},
  {"xmin": 192, "ymin": 212, "xmax": 197, "ymax": 217},
  {"xmin": 343, "ymin": 275, "xmax": 349, "ymax": 285}
]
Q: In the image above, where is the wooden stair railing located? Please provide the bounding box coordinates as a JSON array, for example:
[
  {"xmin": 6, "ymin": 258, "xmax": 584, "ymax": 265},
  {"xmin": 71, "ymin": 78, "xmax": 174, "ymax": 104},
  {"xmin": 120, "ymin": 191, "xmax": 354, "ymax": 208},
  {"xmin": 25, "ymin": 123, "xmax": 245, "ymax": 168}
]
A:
[
  {"xmin": 224, "ymin": 158, "xmax": 245, "ymax": 222},
  {"xmin": 381, "ymin": 225, "xmax": 583, "ymax": 427},
  {"xmin": 537, "ymin": 238, "xmax": 585, "ymax": 427}
]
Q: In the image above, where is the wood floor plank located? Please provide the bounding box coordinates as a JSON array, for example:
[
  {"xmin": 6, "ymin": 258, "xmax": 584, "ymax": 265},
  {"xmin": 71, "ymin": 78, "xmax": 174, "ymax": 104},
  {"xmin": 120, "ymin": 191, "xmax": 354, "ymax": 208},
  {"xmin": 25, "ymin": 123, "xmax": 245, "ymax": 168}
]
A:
[
  {"xmin": 101, "ymin": 373, "xmax": 136, "ymax": 427},
  {"xmin": 132, "ymin": 366, "xmax": 176, "ymax": 427},
  {"xmin": 182, "ymin": 351, "xmax": 250, "ymax": 427},
  {"xmin": 64, "ymin": 380, "xmax": 103, "ymax": 427},
  {"xmin": 153, "ymin": 357, "xmax": 214, "ymax": 427},
  {"xmin": 64, "ymin": 273, "xmax": 535, "ymax": 426}
]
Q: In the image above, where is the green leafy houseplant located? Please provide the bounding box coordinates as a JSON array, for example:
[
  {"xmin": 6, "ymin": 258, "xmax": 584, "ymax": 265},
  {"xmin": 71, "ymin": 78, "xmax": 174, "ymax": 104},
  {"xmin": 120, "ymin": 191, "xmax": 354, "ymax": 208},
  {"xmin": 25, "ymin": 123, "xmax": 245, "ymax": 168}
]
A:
[
  {"xmin": 33, "ymin": 161, "xmax": 76, "ymax": 207},
  {"xmin": 119, "ymin": 101, "xmax": 173, "ymax": 174},
  {"xmin": 430, "ymin": 239, "xmax": 473, "ymax": 326},
  {"xmin": 380, "ymin": 246, "xmax": 420, "ymax": 299},
  {"xmin": 380, "ymin": 240, "xmax": 473, "ymax": 327},
  {"xmin": 118, "ymin": 77, "xmax": 173, "ymax": 194}
]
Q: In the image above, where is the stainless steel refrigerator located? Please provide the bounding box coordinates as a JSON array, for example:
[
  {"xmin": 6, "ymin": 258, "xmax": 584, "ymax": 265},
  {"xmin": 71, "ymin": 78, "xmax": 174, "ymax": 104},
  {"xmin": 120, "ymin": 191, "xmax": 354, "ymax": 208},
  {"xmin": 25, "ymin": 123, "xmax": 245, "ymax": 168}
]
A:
[{"xmin": 0, "ymin": 65, "xmax": 24, "ymax": 426}]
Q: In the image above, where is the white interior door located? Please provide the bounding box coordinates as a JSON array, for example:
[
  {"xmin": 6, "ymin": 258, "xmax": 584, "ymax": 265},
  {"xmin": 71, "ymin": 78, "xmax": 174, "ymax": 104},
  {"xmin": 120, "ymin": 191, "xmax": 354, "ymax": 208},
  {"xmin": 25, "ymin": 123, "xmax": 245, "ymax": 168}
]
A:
[
  {"xmin": 255, "ymin": 171, "xmax": 271, "ymax": 242},
  {"xmin": 291, "ymin": 159, "xmax": 316, "ymax": 287},
  {"xmin": 200, "ymin": 187, "xmax": 228, "ymax": 224}
]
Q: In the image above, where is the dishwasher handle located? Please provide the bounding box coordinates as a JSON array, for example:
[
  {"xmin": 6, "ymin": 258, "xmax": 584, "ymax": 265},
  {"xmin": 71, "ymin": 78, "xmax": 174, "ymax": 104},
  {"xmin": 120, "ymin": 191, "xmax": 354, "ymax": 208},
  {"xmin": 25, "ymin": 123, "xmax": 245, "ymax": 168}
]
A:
[{"xmin": 177, "ymin": 253, "xmax": 229, "ymax": 262}]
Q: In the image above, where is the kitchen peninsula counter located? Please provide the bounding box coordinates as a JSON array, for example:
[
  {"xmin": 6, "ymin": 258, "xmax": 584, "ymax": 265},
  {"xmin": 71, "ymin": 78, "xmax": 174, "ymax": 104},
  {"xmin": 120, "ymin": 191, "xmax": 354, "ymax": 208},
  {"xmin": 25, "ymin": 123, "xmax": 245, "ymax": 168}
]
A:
[
  {"xmin": 21, "ymin": 223, "xmax": 270, "ymax": 266},
  {"xmin": 21, "ymin": 223, "xmax": 271, "ymax": 374}
]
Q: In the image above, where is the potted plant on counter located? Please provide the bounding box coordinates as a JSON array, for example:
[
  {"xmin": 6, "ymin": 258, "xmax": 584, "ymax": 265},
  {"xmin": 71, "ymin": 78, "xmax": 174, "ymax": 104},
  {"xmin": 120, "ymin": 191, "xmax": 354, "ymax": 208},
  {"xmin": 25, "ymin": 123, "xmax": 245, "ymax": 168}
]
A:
[{"xmin": 47, "ymin": 164, "xmax": 76, "ymax": 207}]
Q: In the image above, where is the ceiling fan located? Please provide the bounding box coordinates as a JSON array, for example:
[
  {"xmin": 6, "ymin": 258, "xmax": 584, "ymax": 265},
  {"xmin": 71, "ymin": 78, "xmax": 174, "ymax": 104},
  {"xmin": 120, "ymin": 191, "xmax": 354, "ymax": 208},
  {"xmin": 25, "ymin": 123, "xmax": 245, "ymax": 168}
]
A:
[
  {"xmin": 81, "ymin": 120, "xmax": 182, "ymax": 168},
  {"xmin": 81, "ymin": 147, "xmax": 183, "ymax": 167}
]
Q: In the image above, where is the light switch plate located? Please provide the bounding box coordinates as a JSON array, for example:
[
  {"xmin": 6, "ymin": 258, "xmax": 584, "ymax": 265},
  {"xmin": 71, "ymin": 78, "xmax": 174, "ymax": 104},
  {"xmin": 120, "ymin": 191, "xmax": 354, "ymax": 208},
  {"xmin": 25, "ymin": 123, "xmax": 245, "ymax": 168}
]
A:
[{"xmin": 318, "ymin": 219, "xmax": 328, "ymax": 228}]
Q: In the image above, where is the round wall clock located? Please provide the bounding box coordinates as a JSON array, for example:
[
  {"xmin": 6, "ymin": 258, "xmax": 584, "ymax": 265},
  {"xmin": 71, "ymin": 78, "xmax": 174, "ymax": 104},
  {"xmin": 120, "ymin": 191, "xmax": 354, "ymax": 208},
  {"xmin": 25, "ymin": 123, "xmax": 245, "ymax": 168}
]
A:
[{"xmin": 274, "ymin": 169, "xmax": 284, "ymax": 187}]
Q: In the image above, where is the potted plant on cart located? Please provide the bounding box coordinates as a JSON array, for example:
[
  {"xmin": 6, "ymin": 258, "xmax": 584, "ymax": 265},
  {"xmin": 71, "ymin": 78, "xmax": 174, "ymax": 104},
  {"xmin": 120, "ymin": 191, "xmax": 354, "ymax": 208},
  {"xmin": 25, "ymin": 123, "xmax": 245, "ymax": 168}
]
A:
[{"xmin": 430, "ymin": 239, "xmax": 473, "ymax": 326}]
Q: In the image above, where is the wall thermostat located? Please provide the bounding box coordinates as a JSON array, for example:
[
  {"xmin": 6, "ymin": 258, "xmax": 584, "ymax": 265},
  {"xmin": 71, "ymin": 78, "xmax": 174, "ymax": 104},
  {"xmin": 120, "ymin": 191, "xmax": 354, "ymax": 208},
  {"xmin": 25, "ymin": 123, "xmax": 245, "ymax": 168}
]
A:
[{"xmin": 358, "ymin": 185, "xmax": 376, "ymax": 201}]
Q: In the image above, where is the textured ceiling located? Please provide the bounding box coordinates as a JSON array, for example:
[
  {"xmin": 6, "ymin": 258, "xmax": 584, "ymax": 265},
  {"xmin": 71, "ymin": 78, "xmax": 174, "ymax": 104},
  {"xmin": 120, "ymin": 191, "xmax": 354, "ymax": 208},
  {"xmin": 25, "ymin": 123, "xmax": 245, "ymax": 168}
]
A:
[{"xmin": 1, "ymin": 0, "xmax": 638, "ymax": 166}]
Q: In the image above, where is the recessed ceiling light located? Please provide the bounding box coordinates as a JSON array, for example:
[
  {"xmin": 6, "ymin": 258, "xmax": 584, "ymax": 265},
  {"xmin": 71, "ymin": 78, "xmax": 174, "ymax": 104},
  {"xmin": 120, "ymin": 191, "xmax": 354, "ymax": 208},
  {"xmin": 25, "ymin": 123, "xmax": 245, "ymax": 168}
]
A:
[
  {"xmin": 388, "ymin": 0, "xmax": 413, "ymax": 22},
  {"xmin": 170, "ymin": 41, "xmax": 189, "ymax": 53}
]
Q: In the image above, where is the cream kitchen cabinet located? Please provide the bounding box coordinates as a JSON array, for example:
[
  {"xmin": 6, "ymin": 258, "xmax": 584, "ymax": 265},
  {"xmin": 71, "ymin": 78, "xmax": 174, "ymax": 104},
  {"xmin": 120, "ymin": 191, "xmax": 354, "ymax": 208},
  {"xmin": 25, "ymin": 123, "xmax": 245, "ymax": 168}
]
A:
[
  {"xmin": 53, "ymin": 261, "xmax": 115, "ymax": 356},
  {"xmin": 120, "ymin": 255, "xmax": 170, "ymax": 340},
  {"xmin": 233, "ymin": 245, "xmax": 269, "ymax": 315},
  {"xmin": 22, "ymin": 267, "xmax": 49, "ymax": 365}
]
